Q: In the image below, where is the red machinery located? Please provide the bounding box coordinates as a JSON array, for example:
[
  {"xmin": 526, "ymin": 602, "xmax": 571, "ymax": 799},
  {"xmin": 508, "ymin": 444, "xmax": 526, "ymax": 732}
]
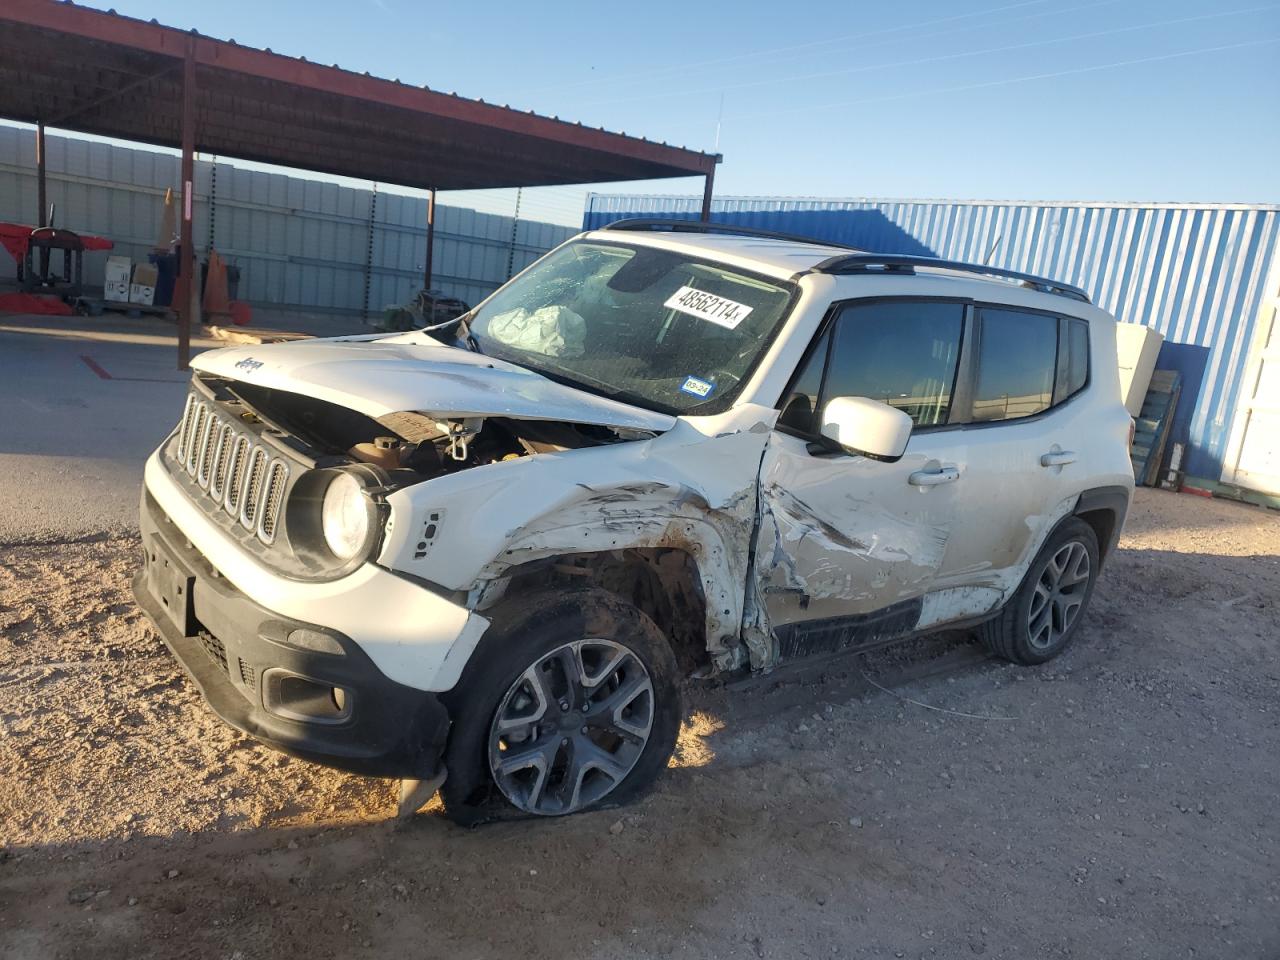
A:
[{"xmin": 0, "ymin": 221, "xmax": 113, "ymax": 314}]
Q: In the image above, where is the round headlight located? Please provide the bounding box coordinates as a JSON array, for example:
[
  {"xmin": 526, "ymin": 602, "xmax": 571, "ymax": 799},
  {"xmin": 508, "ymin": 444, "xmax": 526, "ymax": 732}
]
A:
[{"xmin": 321, "ymin": 472, "xmax": 372, "ymax": 561}]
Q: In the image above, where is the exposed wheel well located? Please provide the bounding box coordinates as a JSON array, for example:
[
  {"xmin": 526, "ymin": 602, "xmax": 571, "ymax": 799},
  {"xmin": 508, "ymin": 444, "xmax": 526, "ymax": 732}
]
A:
[
  {"xmin": 1075, "ymin": 506, "xmax": 1116, "ymax": 560},
  {"xmin": 477, "ymin": 549, "xmax": 710, "ymax": 675},
  {"xmin": 1075, "ymin": 507, "xmax": 1117, "ymax": 563},
  {"xmin": 1073, "ymin": 485, "xmax": 1130, "ymax": 566}
]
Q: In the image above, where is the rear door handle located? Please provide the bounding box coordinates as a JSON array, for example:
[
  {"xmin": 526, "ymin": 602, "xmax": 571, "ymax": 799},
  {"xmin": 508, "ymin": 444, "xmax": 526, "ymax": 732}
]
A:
[
  {"xmin": 1040, "ymin": 451, "xmax": 1078, "ymax": 467},
  {"xmin": 908, "ymin": 466, "xmax": 960, "ymax": 486}
]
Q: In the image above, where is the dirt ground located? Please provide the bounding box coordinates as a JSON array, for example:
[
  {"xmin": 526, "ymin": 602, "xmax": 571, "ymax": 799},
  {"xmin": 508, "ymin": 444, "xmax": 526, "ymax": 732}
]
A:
[{"xmin": 1, "ymin": 488, "xmax": 1277, "ymax": 959}]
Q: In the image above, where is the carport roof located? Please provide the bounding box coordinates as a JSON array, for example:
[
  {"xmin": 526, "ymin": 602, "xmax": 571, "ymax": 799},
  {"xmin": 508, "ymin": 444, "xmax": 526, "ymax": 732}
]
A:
[{"xmin": 0, "ymin": 0, "xmax": 719, "ymax": 190}]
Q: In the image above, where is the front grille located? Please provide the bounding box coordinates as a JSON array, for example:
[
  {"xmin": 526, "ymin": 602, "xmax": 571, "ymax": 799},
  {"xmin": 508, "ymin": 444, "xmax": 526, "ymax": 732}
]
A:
[
  {"xmin": 173, "ymin": 394, "xmax": 289, "ymax": 545},
  {"xmin": 198, "ymin": 629, "xmax": 228, "ymax": 672},
  {"xmin": 238, "ymin": 658, "xmax": 256, "ymax": 690}
]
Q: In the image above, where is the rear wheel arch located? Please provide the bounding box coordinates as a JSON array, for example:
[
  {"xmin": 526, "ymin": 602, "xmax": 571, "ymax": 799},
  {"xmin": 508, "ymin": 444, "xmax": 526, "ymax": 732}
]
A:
[
  {"xmin": 981, "ymin": 515, "xmax": 1101, "ymax": 664},
  {"xmin": 1072, "ymin": 484, "xmax": 1131, "ymax": 565}
]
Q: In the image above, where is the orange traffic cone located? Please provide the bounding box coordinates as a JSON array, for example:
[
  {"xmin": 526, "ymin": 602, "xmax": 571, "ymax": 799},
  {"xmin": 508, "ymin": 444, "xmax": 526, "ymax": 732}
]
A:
[
  {"xmin": 202, "ymin": 249, "xmax": 231, "ymax": 323},
  {"xmin": 157, "ymin": 188, "xmax": 177, "ymax": 250}
]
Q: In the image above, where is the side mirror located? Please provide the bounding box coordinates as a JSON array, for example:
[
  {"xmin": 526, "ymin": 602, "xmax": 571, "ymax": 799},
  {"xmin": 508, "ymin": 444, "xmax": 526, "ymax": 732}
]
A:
[{"xmin": 819, "ymin": 396, "xmax": 913, "ymax": 462}]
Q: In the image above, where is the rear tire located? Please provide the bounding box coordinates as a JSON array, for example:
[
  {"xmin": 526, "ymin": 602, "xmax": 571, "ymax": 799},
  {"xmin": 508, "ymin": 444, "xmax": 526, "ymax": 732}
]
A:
[
  {"xmin": 440, "ymin": 588, "xmax": 682, "ymax": 825},
  {"xmin": 980, "ymin": 517, "xmax": 1100, "ymax": 665}
]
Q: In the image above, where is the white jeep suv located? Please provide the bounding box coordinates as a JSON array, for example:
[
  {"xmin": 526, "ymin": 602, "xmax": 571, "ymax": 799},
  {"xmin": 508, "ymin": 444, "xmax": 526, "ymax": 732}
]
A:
[{"xmin": 134, "ymin": 220, "xmax": 1134, "ymax": 822}]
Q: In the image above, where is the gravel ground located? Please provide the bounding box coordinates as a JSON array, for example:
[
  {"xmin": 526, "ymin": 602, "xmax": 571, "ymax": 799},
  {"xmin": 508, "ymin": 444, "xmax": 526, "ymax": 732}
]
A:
[{"xmin": 1, "ymin": 488, "xmax": 1277, "ymax": 959}]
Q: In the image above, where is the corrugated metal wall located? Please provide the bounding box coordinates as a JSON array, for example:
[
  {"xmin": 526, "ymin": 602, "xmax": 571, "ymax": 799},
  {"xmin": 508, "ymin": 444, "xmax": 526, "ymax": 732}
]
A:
[
  {"xmin": 585, "ymin": 194, "xmax": 1280, "ymax": 482},
  {"xmin": 0, "ymin": 125, "xmax": 575, "ymax": 315}
]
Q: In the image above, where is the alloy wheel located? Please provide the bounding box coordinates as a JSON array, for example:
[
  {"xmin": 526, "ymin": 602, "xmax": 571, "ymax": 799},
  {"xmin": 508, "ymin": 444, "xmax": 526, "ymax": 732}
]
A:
[
  {"xmin": 487, "ymin": 639, "xmax": 654, "ymax": 816},
  {"xmin": 1026, "ymin": 540, "xmax": 1091, "ymax": 651}
]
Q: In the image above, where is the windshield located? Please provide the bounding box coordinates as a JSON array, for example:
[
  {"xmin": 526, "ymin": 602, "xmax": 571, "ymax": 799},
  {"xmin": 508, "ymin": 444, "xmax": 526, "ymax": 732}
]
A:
[{"xmin": 466, "ymin": 240, "xmax": 796, "ymax": 414}]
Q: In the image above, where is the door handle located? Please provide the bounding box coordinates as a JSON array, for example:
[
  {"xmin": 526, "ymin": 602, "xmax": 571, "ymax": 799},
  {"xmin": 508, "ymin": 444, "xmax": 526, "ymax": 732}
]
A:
[
  {"xmin": 908, "ymin": 466, "xmax": 960, "ymax": 486},
  {"xmin": 1040, "ymin": 451, "xmax": 1078, "ymax": 467}
]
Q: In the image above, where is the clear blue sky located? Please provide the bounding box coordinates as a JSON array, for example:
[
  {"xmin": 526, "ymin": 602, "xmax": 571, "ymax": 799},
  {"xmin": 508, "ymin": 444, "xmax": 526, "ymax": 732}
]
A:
[{"xmin": 60, "ymin": 0, "xmax": 1280, "ymax": 223}]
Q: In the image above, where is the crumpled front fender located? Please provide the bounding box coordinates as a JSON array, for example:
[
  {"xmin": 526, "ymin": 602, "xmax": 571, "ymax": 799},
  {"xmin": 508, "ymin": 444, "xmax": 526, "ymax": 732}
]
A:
[{"xmin": 378, "ymin": 405, "xmax": 778, "ymax": 667}]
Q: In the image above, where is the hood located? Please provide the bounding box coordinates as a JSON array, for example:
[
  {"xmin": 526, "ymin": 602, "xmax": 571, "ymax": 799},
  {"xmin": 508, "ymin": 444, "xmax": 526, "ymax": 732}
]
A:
[{"xmin": 190, "ymin": 334, "xmax": 676, "ymax": 433}]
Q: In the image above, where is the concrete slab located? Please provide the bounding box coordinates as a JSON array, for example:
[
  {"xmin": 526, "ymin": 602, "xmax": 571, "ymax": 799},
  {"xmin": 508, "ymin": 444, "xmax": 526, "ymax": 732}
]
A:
[{"xmin": 0, "ymin": 314, "xmax": 220, "ymax": 544}]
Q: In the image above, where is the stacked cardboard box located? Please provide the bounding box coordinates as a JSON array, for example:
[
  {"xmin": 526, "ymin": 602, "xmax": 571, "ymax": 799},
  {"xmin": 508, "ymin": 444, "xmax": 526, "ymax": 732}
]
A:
[
  {"xmin": 104, "ymin": 256, "xmax": 131, "ymax": 303},
  {"xmin": 130, "ymin": 263, "xmax": 157, "ymax": 306}
]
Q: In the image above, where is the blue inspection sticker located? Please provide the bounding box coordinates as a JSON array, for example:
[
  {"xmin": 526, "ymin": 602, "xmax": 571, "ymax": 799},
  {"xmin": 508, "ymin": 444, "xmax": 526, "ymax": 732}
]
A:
[{"xmin": 680, "ymin": 375, "xmax": 715, "ymax": 399}]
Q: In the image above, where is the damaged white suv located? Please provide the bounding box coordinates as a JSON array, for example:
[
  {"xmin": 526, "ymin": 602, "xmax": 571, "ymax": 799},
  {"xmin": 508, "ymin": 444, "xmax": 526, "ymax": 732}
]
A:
[{"xmin": 134, "ymin": 220, "xmax": 1133, "ymax": 822}]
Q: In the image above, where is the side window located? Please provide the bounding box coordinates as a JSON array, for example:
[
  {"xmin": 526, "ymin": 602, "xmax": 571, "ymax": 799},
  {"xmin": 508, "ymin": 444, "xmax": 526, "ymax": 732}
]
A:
[
  {"xmin": 1056, "ymin": 317, "xmax": 1089, "ymax": 402},
  {"xmin": 971, "ymin": 308, "xmax": 1058, "ymax": 422},
  {"xmin": 823, "ymin": 301, "xmax": 964, "ymax": 427}
]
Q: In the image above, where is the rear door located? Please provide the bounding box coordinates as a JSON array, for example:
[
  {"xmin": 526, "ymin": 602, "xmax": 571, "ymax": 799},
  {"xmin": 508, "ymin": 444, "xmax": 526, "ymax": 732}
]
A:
[{"xmin": 916, "ymin": 305, "xmax": 1089, "ymax": 630}]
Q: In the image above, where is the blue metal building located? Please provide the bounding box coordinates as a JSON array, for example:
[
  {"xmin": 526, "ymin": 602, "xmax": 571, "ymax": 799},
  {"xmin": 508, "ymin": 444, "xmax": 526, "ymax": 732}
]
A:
[{"xmin": 584, "ymin": 194, "xmax": 1280, "ymax": 491}]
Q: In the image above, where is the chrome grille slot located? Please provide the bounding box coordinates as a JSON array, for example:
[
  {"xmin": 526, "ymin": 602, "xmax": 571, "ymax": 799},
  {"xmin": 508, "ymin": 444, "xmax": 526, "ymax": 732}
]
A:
[
  {"xmin": 257, "ymin": 459, "xmax": 289, "ymax": 543},
  {"xmin": 197, "ymin": 418, "xmax": 224, "ymax": 489},
  {"xmin": 185, "ymin": 403, "xmax": 208, "ymax": 474},
  {"xmin": 169, "ymin": 392, "xmax": 293, "ymax": 548},
  {"xmin": 224, "ymin": 434, "xmax": 251, "ymax": 515},
  {"xmin": 208, "ymin": 423, "xmax": 234, "ymax": 501},
  {"xmin": 239, "ymin": 446, "xmax": 269, "ymax": 531},
  {"xmin": 176, "ymin": 394, "xmax": 197, "ymax": 465}
]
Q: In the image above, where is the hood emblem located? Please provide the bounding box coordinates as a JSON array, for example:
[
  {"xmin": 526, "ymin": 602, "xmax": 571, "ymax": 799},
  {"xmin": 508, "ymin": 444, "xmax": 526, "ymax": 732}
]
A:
[{"xmin": 234, "ymin": 357, "xmax": 264, "ymax": 372}]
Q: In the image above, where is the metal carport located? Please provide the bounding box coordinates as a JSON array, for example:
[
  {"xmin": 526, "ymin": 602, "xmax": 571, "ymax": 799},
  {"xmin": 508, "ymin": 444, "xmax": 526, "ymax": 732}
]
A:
[{"xmin": 0, "ymin": 0, "xmax": 720, "ymax": 366}]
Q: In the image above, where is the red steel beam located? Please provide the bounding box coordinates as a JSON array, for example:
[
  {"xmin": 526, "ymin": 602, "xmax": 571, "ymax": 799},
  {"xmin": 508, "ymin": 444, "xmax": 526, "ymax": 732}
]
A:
[
  {"xmin": 424, "ymin": 189, "xmax": 436, "ymax": 291},
  {"xmin": 700, "ymin": 168, "xmax": 716, "ymax": 223},
  {"xmin": 1, "ymin": 0, "xmax": 717, "ymax": 177},
  {"xmin": 35, "ymin": 121, "xmax": 47, "ymax": 227},
  {"xmin": 176, "ymin": 37, "xmax": 195, "ymax": 371}
]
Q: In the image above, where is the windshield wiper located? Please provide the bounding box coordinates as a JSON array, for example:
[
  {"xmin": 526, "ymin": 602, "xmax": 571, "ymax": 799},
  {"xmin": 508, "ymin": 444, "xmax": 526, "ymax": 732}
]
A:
[{"xmin": 421, "ymin": 313, "xmax": 483, "ymax": 353}]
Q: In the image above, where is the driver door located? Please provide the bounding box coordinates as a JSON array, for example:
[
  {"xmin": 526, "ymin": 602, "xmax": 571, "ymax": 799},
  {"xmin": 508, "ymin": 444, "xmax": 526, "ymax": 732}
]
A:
[{"xmin": 753, "ymin": 298, "xmax": 968, "ymax": 660}]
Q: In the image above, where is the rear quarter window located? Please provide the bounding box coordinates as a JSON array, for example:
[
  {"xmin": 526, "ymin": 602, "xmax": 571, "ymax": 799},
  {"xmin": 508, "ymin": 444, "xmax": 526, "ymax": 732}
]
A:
[
  {"xmin": 1057, "ymin": 317, "xmax": 1090, "ymax": 402},
  {"xmin": 970, "ymin": 308, "xmax": 1059, "ymax": 422}
]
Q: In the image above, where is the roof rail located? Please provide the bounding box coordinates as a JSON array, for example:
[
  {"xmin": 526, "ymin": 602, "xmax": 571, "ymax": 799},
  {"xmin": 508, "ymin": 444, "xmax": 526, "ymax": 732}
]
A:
[
  {"xmin": 599, "ymin": 218, "xmax": 862, "ymax": 251},
  {"xmin": 811, "ymin": 253, "xmax": 1090, "ymax": 303}
]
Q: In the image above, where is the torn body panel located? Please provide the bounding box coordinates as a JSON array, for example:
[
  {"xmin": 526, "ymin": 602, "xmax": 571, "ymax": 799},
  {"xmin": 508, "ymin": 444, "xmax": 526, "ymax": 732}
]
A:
[
  {"xmin": 380, "ymin": 405, "xmax": 778, "ymax": 671},
  {"xmin": 748, "ymin": 429, "xmax": 1089, "ymax": 667},
  {"xmin": 750, "ymin": 430, "xmax": 958, "ymax": 662}
]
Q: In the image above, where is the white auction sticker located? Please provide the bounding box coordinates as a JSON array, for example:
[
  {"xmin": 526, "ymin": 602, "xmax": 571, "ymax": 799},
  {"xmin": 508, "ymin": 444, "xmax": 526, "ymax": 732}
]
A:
[{"xmin": 663, "ymin": 285, "xmax": 754, "ymax": 330}]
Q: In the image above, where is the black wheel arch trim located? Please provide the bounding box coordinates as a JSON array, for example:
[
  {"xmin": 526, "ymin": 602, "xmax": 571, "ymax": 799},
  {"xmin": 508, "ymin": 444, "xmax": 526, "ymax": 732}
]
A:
[{"xmin": 1072, "ymin": 484, "xmax": 1131, "ymax": 565}]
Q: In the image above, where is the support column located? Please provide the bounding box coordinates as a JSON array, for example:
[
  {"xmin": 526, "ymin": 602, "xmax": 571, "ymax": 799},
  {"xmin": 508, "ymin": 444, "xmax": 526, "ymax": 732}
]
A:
[
  {"xmin": 35, "ymin": 121, "xmax": 48, "ymax": 227},
  {"xmin": 700, "ymin": 168, "xmax": 715, "ymax": 222},
  {"xmin": 176, "ymin": 40, "xmax": 196, "ymax": 370},
  {"xmin": 423, "ymin": 188, "xmax": 436, "ymax": 291}
]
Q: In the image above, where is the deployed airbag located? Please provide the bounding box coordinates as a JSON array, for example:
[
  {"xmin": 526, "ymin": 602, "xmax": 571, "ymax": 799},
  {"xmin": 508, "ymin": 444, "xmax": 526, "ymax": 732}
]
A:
[{"xmin": 486, "ymin": 305, "xmax": 586, "ymax": 358}]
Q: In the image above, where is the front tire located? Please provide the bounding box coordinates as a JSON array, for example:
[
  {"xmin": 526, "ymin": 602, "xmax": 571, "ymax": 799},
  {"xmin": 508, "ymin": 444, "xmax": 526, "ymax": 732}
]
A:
[
  {"xmin": 440, "ymin": 588, "xmax": 682, "ymax": 824},
  {"xmin": 980, "ymin": 517, "xmax": 1100, "ymax": 665}
]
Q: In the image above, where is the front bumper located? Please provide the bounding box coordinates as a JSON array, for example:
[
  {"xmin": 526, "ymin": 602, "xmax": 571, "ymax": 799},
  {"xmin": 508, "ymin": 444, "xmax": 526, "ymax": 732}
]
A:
[{"xmin": 134, "ymin": 489, "xmax": 449, "ymax": 777}]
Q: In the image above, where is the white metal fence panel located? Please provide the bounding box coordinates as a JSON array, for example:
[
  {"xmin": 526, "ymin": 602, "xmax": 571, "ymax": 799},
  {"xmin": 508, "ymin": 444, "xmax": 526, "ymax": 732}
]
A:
[
  {"xmin": 0, "ymin": 125, "xmax": 575, "ymax": 315},
  {"xmin": 585, "ymin": 193, "xmax": 1280, "ymax": 483}
]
